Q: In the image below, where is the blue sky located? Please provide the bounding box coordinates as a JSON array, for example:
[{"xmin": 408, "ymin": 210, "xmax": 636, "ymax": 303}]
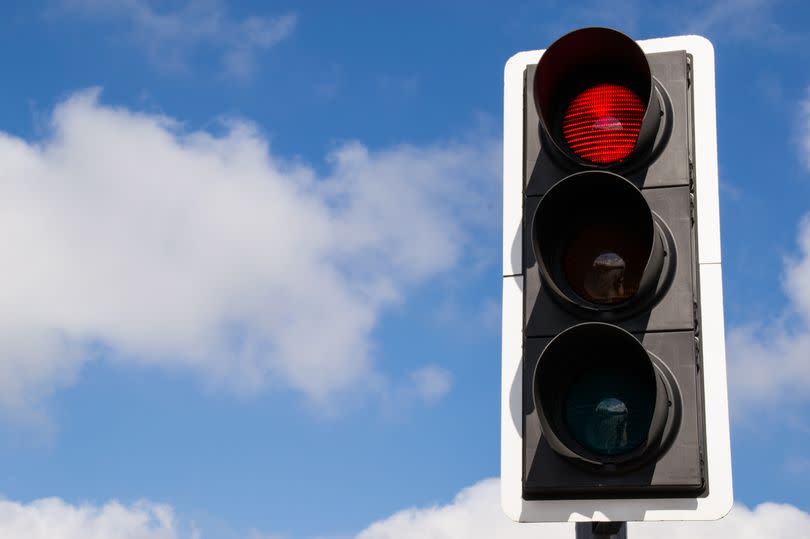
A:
[{"xmin": 0, "ymin": 1, "xmax": 809, "ymax": 538}]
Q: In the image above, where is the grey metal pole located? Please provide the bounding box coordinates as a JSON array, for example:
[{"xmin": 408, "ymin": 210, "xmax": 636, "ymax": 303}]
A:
[{"xmin": 575, "ymin": 522, "xmax": 627, "ymax": 539}]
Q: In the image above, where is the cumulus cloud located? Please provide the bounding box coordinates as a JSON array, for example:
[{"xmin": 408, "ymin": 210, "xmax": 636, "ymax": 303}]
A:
[
  {"xmin": 727, "ymin": 238, "xmax": 810, "ymax": 415},
  {"xmin": 407, "ymin": 365, "xmax": 453, "ymax": 404},
  {"xmin": 0, "ymin": 496, "xmax": 179, "ymax": 539},
  {"xmin": 0, "ymin": 89, "xmax": 498, "ymax": 416},
  {"xmin": 685, "ymin": 0, "xmax": 783, "ymax": 43},
  {"xmin": 54, "ymin": 0, "xmax": 296, "ymax": 79},
  {"xmin": 356, "ymin": 478, "xmax": 810, "ymax": 539},
  {"xmin": 726, "ymin": 212, "xmax": 810, "ymax": 404},
  {"xmin": 2, "ymin": 484, "xmax": 809, "ymax": 539},
  {"xmin": 725, "ymin": 91, "xmax": 810, "ymax": 413}
]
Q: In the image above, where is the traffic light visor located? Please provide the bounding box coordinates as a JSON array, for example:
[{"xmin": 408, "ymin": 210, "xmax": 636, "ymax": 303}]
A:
[
  {"xmin": 533, "ymin": 171, "xmax": 666, "ymax": 311},
  {"xmin": 534, "ymin": 27, "xmax": 661, "ymax": 166},
  {"xmin": 534, "ymin": 323, "xmax": 665, "ymax": 465}
]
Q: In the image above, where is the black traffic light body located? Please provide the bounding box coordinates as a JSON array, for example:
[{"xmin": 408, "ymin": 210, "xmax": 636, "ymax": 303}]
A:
[
  {"xmin": 501, "ymin": 28, "xmax": 732, "ymax": 521},
  {"xmin": 524, "ymin": 38, "xmax": 704, "ymax": 499}
]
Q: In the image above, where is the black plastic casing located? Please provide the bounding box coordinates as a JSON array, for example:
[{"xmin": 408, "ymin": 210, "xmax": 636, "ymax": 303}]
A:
[{"xmin": 522, "ymin": 49, "xmax": 709, "ymax": 500}]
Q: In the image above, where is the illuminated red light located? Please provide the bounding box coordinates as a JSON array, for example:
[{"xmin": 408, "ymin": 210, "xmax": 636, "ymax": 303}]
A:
[{"xmin": 562, "ymin": 83, "xmax": 645, "ymax": 165}]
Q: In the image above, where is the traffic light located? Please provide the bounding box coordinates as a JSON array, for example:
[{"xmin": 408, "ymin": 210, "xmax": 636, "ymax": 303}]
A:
[{"xmin": 500, "ymin": 28, "xmax": 732, "ymax": 523}]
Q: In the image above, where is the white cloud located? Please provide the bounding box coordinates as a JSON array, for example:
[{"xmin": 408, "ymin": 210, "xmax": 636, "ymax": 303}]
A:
[
  {"xmin": 686, "ymin": 0, "xmax": 776, "ymax": 38},
  {"xmin": 356, "ymin": 478, "xmax": 810, "ymax": 539},
  {"xmin": 0, "ymin": 89, "xmax": 498, "ymax": 416},
  {"xmin": 0, "ymin": 496, "xmax": 180, "ymax": 539},
  {"xmin": 726, "ymin": 212, "xmax": 810, "ymax": 408},
  {"xmin": 724, "ymin": 91, "xmax": 810, "ymax": 413},
  {"xmin": 3, "ymin": 485, "xmax": 808, "ymax": 539},
  {"xmin": 666, "ymin": 0, "xmax": 803, "ymax": 50},
  {"xmin": 726, "ymin": 324, "xmax": 810, "ymax": 413},
  {"xmin": 55, "ymin": 0, "xmax": 296, "ymax": 79},
  {"xmin": 728, "ymin": 216, "xmax": 810, "ymax": 408},
  {"xmin": 408, "ymin": 365, "xmax": 453, "ymax": 404}
]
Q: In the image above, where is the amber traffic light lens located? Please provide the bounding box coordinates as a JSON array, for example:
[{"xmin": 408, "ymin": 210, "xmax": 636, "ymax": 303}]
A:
[
  {"xmin": 533, "ymin": 171, "xmax": 660, "ymax": 310},
  {"xmin": 562, "ymin": 220, "xmax": 650, "ymax": 305}
]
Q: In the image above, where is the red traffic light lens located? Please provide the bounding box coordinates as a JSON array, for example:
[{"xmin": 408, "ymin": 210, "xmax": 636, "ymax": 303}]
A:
[{"xmin": 562, "ymin": 83, "xmax": 645, "ymax": 165}]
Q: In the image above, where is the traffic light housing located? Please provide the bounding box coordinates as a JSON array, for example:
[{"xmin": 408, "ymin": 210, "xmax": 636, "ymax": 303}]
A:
[{"xmin": 501, "ymin": 28, "xmax": 732, "ymax": 522}]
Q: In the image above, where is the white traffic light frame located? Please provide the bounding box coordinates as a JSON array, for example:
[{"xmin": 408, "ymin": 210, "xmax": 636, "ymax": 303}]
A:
[{"xmin": 501, "ymin": 35, "xmax": 732, "ymax": 522}]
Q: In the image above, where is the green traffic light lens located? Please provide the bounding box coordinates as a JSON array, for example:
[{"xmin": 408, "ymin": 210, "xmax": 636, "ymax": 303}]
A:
[
  {"xmin": 534, "ymin": 323, "xmax": 664, "ymax": 465},
  {"xmin": 564, "ymin": 367, "xmax": 656, "ymax": 456}
]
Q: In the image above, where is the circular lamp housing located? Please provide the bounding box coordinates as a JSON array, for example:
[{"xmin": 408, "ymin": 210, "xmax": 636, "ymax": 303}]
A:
[
  {"xmin": 532, "ymin": 170, "xmax": 675, "ymax": 319},
  {"xmin": 533, "ymin": 323, "xmax": 681, "ymax": 471},
  {"xmin": 534, "ymin": 27, "xmax": 666, "ymax": 169}
]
